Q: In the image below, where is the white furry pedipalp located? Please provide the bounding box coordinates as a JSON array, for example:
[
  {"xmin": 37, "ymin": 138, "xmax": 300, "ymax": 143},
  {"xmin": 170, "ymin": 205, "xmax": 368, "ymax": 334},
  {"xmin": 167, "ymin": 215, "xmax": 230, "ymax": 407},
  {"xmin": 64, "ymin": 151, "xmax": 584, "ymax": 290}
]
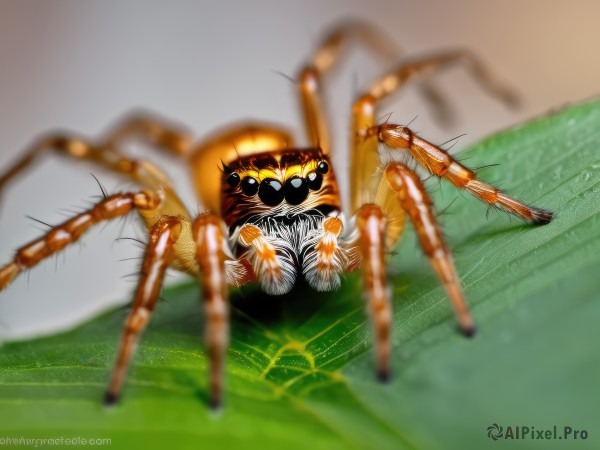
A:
[{"xmin": 230, "ymin": 212, "xmax": 352, "ymax": 294}]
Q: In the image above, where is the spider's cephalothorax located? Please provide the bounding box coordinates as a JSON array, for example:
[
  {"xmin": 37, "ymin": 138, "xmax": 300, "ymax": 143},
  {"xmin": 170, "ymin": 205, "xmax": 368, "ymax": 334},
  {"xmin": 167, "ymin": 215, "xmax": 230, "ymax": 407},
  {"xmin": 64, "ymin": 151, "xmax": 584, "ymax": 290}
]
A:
[
  {"xmin": 220, "ymin": 149, "xmax": 352, "ymax": 295},
  {"xmin": 0, "ymin": 21, "xmax": 553, "ymax": 409},
  {"xmin": 221, "ymin": 149, "xmax": 340, "ymax": 227}
]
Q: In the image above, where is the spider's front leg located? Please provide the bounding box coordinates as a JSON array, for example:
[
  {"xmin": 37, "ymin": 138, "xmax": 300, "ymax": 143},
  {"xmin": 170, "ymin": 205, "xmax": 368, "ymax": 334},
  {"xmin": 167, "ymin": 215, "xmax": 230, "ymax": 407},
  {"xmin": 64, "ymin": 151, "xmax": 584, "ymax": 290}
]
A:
[
  {"xmin": 355, "ymin": 204, "xmax": 393, "ymax": 381},
  {"xmin": 0, "ymin": 189, "xmax": 192, "ymax": 404},
  {"xmin": 0, "ymin": 191, "xmax": 162, "ymax": 290},
  {"xmin": 369, "ymin": 123, "xmax": 554, "ymax": 224},
  {"xmin": 349, "ymin": 50, "xmax": 520, "ymax": 211},
  {"xmin": 355, "ymin": 161, "xmax": 476, "ymax": 381},
  {"xmin": 381, "ymin": 163, "xmax": 475, "ymax": 336},
  {"xmin": 105, "ymin": 216, "xmax": 182, "ymax": 404},
  {"xmin": 348, "ymin": 48, "xmax": 553, "ymax": 223},
  {"xmin": 192, "ymin": 213, "xmax": 230, "ymax": 410}
]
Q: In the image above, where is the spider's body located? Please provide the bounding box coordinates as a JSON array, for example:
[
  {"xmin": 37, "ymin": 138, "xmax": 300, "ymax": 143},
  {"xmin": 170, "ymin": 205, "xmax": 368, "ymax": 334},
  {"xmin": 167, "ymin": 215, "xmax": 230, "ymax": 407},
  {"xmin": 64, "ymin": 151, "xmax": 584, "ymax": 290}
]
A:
[{"xmin": 0, "ymin": 21, "xmax": 553, "ymax": 409}]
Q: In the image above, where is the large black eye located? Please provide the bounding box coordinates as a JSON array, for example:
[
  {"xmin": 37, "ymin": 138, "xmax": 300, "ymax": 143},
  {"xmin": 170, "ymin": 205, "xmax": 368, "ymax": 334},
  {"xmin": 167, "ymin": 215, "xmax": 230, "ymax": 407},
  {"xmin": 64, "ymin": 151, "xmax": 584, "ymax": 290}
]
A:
[
  {"xmin": 317, "ymin": 161, "xmax": 329, "ymax": 174},
  {"xmin": 306, "ymin": 172, "xmax": 323, "ymax": 191},
  {"xmin": 226, "ymin": 172, "xmax": 240, "ymax": 188},
  {"xmin": 284, "ymin": 176, "xmax": 309, "ymax": 205},
  {"xmin": 241, "ymin": 177, "xmax": 259, "ymax": 196},
  {"xmin": 258, "ymin": 178, "xmax": 284, "ymax": 206}
]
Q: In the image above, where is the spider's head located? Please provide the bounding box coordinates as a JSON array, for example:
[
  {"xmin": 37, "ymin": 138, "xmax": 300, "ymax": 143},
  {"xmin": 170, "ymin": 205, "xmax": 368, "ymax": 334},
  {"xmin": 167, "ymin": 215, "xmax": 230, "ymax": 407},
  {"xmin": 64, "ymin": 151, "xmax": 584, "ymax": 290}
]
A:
[{"xmin": 220, "ymin": 148, "xmax": 341, "ymax": 230}]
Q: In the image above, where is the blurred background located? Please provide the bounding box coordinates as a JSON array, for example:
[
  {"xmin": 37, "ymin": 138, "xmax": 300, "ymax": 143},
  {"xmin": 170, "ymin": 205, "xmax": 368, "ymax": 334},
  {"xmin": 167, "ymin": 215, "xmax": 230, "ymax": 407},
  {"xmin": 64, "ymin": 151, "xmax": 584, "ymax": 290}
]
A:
[{"xmin": 0, "ymin": 0, "xmax": 599, "ymax": 339}]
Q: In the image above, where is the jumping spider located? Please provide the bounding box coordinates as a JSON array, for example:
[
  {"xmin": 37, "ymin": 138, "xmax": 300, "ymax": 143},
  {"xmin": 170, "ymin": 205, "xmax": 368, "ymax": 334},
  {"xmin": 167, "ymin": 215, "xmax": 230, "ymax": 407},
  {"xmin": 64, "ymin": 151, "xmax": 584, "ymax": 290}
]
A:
[{"xmin": 0, "ymin": 21, "xmax": 553, "ymax": 409}]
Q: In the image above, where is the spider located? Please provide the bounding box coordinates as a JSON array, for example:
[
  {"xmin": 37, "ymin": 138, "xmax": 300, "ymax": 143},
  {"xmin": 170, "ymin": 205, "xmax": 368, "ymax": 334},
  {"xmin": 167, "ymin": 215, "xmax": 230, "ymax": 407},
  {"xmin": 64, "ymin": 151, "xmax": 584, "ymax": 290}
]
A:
[{"xmin": 0, "ymin": 21, "xmax": 553, "ymax": 410}]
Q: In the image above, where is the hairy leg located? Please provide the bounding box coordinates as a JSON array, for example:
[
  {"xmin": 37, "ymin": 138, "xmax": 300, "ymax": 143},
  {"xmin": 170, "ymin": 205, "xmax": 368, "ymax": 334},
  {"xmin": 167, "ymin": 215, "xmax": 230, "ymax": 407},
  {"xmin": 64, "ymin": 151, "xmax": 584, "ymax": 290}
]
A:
[
  {"xmin": 103, "ymin": 111, "xmax": 192, "ymax": 156},
  {"xmin": 0, "ymin": 113, "xmax": 191, "ymax": 218},
  {"xmin": 105, "ymin": 216, "xmax": 182, "ymax": 404},
  {"xmin": 298, "ymin": 20, "xmax": 397, "ymax": 153},
  {"xmin": 192, "ymin": 213, "xmax": 230, "ymax": 410},
  {"xmin": 382, "ymin": 162, "xmax": 475, "ymax": 335},
  {"xmin": 355, "ymin": 204, "xmax": 392, "ymax": 381},
  {"xmin": 350, "ymin": 50, "xmax": 518, "ymax": 211},
  {"xmin": 0, "ymin": 190, "xmax": 161, "ymax": 290},
  {"xmin": 371, "ymin": 124, "xmax": 553, "ymax": 223}
]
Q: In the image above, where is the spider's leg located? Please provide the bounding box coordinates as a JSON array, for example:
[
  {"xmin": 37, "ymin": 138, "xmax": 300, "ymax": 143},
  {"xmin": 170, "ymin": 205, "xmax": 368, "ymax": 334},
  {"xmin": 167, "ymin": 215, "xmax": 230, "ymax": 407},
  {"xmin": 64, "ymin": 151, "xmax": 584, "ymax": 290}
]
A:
[
  {"xmin": 0, "ymin": 131, "xmax": 192, "ymax": 221},
  {"xmin": 355, "ymin": 204, "xmax": 392, "ymax": 381},
  {"xmin": 371, "ymin": 123, "xmax": 554, "ymax": 224},
  {"xmin": 0, "ymin": 112, "xmax": 191, "ymax": 204},
  {"xmin": 298, "ymin": 20, "xmax": 398, "ymax": 153},
  {"xmin": 192, "ymin": 213, "xmax": 229, "ymax": 410},
  {"xmin": 0, "ymin": 190, "xmax": 161, "ymax": 291},
  {"xmin": 0, "ymin": 134, "xmax": 79, "ymax": 193},
  {"xmin": 381, "ymin": 162, "xmax": 475, "ymax": 335},
  {"xmin": 297, "ymin": 65, "xmax": 330, "ymax": 154},
  {"xmin": 309, "ymin": 20, "xmax": 398, "ymax": 74},
  {"xmin": 102, "ymin": 110, "xmax": 192, "ymax": 157},
  {"xmin": 105, "ymin": 216, "xmax": 182, "ymax": 405},
  {"xmin": 365, "ymin": 50, "xmax": 518, "ymax": 107},
  {"xmin": 0, "ymin": 134, "xmax": 175, "ymax": 190},
  {"xmin": 350, "ymin": 50, "xmax": 517, "ymax": 211}
]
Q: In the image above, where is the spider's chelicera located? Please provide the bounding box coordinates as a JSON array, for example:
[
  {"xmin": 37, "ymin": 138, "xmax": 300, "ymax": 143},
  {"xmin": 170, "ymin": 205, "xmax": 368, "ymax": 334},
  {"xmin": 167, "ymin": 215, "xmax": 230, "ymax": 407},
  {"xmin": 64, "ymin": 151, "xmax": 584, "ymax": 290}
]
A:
[{"xmin": 0, "ymin": 21, "xmax": 553, "ymax": 410}]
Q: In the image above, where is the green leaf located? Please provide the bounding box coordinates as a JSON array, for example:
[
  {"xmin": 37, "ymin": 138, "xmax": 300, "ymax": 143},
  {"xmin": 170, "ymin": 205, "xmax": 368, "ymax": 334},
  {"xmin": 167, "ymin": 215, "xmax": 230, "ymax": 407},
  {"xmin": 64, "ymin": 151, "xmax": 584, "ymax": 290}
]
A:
[{"xmin": 1, "ymin": 100, "xmax": 599, "ymax": 450}]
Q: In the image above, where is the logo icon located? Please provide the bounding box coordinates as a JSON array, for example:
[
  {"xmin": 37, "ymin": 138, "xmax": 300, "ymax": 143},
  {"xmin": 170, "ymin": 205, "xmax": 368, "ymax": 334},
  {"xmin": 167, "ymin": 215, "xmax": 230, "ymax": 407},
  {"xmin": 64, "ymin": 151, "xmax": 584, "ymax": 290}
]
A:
[{"xmin": 487, "ymin": 423, "xmax": 504, "ymax": 441}]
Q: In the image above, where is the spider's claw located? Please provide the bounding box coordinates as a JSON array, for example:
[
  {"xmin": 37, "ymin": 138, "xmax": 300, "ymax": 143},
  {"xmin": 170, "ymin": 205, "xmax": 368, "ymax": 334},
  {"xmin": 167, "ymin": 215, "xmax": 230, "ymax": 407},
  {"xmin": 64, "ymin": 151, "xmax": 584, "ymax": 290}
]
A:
[
  {"xmin": 377, "ymin": 368, "xmax": 391, "ymax": 384},
  {"xmin": 530, "ymin": 208, "xmax": 554, "ymax": 225},
  {"xmin": 103, "ymin": 390, "xmax": 120, "ymax": 407},
  {"xmin": 459, "ymin": 323, "xmax": 476, "ymax": 338},
  {"xmin": 209, "ymin": 393, "xmax": 223, "ymax": 412}
]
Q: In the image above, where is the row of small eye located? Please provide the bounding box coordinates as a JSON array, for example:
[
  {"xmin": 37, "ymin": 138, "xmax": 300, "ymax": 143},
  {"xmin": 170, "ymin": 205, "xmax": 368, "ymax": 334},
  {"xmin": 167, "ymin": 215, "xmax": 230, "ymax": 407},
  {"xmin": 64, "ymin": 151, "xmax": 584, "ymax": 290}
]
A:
[{"xmin": 226, "ymin": 161, "xmax": 329, "ymax": 206}]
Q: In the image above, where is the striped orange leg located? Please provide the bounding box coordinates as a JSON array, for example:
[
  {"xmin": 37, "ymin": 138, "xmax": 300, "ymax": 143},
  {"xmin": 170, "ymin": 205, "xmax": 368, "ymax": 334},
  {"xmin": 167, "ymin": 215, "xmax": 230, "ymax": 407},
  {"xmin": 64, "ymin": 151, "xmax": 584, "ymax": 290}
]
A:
[
  {"xmin": 371, "ymin": 124, "xmax": 554, "ymax": 224},
  {"xmin": 0, "ymin": 191, "xmax": 161, "ymax": 291},
  {"xmin": 356, "ymin": 204, "xmax": 392, "ymax": 381},
  {"xmin": 0, "ymin": 133, "xmax": 153, "ymax": 185},
  {"xmin": 104, "ymin": 216, "xmax": 182, "ymax": 405},
  {"xmin": 0, "ymin": 135, "xmax": 91, "ymax": 194},
  {"xmin": 0, "ymin": 112, "xmax": 190, "ymax": 207},
  {"xmin": 0, "ymin": 131, "xmax": 191, "ymax": 235},
  {"xmin": 350, "ymin": 50, "xmax": 518, "ymax": 212},
  {"xmin": 0, "ymin": 135, "xmax": 145, "ymax": 193},
  {"xmin": 365, "ymin": 50, "xmax": 518, "ymax": 107},
  {"xmin": 298, "ymin": 20, "xmax": 398, "ymax": 153},
  {"xmin": 383, "ymin": 163, "xmax": 475, "ymax": 335},
  {"xmin": 193, "ymin": 214, "xmax": 229, "ymax": 410},
  {"xmin": 103, "ymin": 111, "xmax": 192, "ymax": 157}
]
